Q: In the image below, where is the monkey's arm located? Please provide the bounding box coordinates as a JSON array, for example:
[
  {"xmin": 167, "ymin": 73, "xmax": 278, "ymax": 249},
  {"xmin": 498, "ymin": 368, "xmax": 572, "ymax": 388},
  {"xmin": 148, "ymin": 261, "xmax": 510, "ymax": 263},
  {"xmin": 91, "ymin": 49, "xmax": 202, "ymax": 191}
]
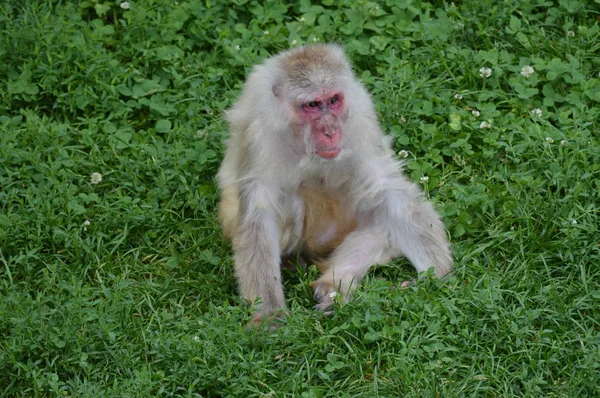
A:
[
  {"xmin": 367, "ymin": 158, "xmax": 452, "ymax": 276},
  {"xmin": 313, "ymin": 158, "xmax": 452, "ymax": 310},
  {"xmin": 375, "ymin": 185, "xmax": 453, "ymax": 278},
  {"xmin": 233, "ymin": 180, "xmax": 286, "ymax": 317}
]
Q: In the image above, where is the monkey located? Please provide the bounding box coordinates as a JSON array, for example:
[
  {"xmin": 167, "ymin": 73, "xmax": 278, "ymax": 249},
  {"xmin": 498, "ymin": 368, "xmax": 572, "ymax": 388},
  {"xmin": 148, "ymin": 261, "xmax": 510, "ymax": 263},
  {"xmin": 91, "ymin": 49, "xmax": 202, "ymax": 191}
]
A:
[{"xmin": 217, "ymin": 44, "xmax": 452, "ymax": 327}]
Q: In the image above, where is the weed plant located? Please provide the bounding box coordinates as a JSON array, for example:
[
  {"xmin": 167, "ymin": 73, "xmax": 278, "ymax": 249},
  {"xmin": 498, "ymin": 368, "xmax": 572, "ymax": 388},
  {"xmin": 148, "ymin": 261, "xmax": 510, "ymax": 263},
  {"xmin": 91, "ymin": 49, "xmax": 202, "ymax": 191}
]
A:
[{"xmin": 0, "ymin": 0, "xmax": 599, "ymax": 396}]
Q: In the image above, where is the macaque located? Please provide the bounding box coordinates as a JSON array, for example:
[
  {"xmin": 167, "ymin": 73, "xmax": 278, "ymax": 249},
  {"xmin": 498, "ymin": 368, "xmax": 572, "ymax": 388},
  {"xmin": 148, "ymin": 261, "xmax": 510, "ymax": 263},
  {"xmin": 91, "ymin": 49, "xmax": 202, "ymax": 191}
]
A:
[{"xmin": 218, "ymin": 44, "xmax": 452, "ymax": 327}]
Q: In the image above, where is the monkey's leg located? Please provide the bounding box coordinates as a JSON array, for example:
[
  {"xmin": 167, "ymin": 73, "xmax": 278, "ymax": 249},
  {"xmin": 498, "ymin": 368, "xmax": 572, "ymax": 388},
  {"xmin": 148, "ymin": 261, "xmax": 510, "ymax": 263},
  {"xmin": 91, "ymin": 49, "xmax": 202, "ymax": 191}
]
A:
[
  {"xmin": 233, "ymin": 183, "xmax": 287, "ymax": 326},
  {"xmin": 311, "ymin": 227, "xmax": 394, "ymax": 312}
]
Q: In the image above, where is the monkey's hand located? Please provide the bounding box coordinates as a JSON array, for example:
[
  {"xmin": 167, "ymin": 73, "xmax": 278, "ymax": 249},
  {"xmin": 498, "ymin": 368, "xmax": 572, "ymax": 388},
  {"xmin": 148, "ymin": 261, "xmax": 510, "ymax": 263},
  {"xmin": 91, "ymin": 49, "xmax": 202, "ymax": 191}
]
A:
[{"xmin": 311, "ymin": 279, "xmax": 344, "ymax": 315}]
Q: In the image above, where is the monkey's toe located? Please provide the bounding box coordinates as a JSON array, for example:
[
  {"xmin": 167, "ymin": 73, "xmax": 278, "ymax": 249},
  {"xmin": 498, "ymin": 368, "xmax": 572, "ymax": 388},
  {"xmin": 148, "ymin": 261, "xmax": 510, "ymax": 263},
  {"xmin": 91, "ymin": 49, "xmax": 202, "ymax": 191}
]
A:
[{"xmin": 400, "ymin": 279, "xmax": 416, "ymax": 288}]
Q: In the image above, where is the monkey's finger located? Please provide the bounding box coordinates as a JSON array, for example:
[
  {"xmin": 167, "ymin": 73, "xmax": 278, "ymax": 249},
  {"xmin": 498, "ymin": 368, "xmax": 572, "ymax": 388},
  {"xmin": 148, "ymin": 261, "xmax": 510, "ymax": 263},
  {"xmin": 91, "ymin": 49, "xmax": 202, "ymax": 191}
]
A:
[{"xmin": 313, "ymin": 300, "xmax": 335, "ymax": 315}]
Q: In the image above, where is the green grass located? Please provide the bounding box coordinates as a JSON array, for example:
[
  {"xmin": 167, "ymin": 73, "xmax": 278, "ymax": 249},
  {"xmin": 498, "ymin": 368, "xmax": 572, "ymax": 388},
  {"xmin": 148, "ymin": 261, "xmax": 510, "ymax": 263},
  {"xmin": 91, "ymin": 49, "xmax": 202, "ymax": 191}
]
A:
[{"xmin": 1, "ymin": 0, "xmax": 599, "ymax": 396}]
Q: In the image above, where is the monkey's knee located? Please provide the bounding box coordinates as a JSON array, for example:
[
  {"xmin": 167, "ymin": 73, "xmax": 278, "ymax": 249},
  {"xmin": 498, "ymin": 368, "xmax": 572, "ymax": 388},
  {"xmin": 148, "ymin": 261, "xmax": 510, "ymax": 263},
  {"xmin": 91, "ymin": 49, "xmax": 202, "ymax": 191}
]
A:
[{"xmin": 401, "ymin": 203, "xmax": 453, "ymax": 278}]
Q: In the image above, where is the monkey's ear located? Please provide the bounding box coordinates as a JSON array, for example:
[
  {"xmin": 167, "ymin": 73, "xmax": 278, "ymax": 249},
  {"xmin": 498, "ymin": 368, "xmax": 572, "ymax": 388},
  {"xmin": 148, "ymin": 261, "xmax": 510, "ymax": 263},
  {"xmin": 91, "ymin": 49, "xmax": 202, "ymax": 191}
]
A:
[{"xmin": 272, "ymin": 82, "xmax": 281, "ymax": 97}]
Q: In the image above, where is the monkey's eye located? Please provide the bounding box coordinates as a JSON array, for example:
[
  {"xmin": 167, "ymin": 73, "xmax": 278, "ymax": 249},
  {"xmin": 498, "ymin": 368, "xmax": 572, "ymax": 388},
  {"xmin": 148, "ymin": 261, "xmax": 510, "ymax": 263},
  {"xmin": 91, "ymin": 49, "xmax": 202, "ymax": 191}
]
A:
[
  {"xmin": 306, "ymin": 101, "xmax": 319, "ymax": 108},
  {"xmin": 329, "ymin": 96, "xmax": 339, "ymax": 105}
]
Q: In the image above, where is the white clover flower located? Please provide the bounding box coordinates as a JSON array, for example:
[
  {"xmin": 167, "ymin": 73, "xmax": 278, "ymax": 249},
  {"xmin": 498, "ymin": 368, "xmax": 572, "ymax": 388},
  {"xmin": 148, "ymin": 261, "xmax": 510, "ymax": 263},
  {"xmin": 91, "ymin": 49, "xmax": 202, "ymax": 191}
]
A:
[
  {"xmin": 571, "ymin": 219, "xmax": 578, "ymax": 225},
  {"xmin": 479, "ymin": 67, "xmax": 492, "ymax": 78},
  {"xmin": 291, "ymin": 40, "xmax": 297, "ymax": 45},
  {"xmin": 398, "ymin": 150, "xmax": 409, "ymax": 159},
  {"xmin": 530, "ymin": 108, "xmax": 543, "ymax": 117},
  {"xmin": 264, "ymin": 30, "xmax": 269, "ymax": 35},
  {"xmin": 480, "ymin": 121, "xmax": 492, "ymax": 129},
  {"xmin": 472, "ymin": 110, "xmax": 480, "ymax": 117},
  {"xmin": 454, "ymin": 93, "xmax": 463, "ymax": 100},
  {"xmin": 520, "ymin": 65, "xmax": 534, "ymax": 78},
  {"xmin": 83, "ymin": 220, "xmax": 91, "ymax": 231},
  {"xmin": 568, "ymin": 30, "xmax": 575, "ymax": 37},
  {"xmin": 120, "ymin": 1, "xmax": 130, "ymax": 9},
  {"xmin": 192, "ymin": 336, "xmax": 200, "ymax": 342},
  {"xmin": 560, "ymin": 139, "xmax": 568, "ymax": 146},
  {"xmin": 91, "ymin": 172, "xmax": 102, "ymax": 184},
  {"xmin": 329, "ymin": 291, "xmax": 339, "ymax": 300},
  {"xmin": 300, "ymin": 17, "xmax": 306, "ymax": 22},
  {"xmin": 420, "ymin": 176, "xmax": 429, "ymax": 183},
  {"xmin": 545, "ymin": 137, "xmax": 554, "ymax": 143},
  {"xmin": 234, "ymin": 45, "xmax": 240, "ymax": 51}
]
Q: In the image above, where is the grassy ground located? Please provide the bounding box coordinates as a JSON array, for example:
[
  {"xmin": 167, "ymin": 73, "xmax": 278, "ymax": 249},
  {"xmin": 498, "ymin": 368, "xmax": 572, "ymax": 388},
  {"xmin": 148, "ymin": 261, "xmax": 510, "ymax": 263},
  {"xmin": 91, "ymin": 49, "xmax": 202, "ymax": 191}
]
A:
[{"xmin": 1, "ymin": 0, "xmax": 599, "ymax": 396}]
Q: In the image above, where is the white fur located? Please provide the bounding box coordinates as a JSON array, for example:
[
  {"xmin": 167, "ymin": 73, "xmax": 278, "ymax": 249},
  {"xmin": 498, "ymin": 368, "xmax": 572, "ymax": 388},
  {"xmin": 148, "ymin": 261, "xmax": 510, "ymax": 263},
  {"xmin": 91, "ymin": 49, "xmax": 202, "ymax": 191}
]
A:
[{"xmin": 218, "ymin": 45, "xmax": 452, "ymax": 319}]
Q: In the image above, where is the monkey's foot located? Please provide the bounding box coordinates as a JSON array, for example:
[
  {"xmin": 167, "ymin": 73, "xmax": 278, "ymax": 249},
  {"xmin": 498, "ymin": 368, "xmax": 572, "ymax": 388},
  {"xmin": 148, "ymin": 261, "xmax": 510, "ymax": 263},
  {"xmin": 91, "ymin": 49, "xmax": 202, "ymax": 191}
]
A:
[{"xmin": 247, "ymin": 310, "xmax": 288, "ymax": 331}]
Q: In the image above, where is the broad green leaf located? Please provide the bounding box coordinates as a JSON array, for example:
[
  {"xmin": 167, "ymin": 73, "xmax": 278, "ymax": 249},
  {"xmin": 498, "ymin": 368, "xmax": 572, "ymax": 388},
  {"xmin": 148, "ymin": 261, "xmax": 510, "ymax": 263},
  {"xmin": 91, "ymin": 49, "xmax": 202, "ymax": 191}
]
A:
[
  {"xmin": 156, "ymin": 119, "xmax": 172, "ymax": 132},
  {"xmin": 449, "ymin": 113, "xmax": 461, "ymax": 131}
]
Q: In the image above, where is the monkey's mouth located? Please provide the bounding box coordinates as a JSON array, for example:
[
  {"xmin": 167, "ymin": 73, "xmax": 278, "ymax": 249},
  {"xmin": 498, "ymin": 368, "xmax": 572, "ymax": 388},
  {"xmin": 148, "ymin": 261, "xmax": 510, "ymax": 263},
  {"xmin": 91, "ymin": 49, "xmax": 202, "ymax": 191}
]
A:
[{"xmin": 315, "ymin": 148, "xmax": 341, "ymax": 159}]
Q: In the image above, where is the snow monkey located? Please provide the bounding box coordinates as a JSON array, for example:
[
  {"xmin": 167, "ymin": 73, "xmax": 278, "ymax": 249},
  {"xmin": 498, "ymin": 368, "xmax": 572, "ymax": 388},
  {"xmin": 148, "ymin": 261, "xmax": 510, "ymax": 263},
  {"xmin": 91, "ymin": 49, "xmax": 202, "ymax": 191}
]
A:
[{"xmin": 217, "ymin": 44, "xmax": 452, "ymax": 327}]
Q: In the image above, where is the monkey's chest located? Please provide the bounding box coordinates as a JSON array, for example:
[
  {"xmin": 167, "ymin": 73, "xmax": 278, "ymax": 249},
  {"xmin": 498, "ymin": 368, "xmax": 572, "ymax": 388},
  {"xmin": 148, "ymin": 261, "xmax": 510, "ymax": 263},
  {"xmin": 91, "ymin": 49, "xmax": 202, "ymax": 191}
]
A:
[{"xmin": 298, "ymin": 184, "xmax": 357, "ymax": 257}]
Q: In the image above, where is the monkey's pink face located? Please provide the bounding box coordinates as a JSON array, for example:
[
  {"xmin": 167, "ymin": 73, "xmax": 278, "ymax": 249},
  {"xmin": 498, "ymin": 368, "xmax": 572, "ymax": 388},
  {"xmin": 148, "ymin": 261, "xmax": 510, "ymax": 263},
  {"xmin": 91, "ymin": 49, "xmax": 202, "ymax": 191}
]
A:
[{"xmin": 295, "ymin": 91, "xmax": 346, "ymax": 159}]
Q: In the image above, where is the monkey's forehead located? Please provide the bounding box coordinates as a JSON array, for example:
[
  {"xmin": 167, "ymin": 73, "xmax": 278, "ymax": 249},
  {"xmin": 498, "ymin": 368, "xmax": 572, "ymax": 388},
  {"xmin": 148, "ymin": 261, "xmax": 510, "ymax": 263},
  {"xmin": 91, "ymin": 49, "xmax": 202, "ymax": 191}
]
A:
[
  {"xmin": 280, "ymin": 45, "xmax": 348, "ymax": 73},
  {"xmin": 276, "ymin": 45, "xmax": 351, "ymax": 92}
]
